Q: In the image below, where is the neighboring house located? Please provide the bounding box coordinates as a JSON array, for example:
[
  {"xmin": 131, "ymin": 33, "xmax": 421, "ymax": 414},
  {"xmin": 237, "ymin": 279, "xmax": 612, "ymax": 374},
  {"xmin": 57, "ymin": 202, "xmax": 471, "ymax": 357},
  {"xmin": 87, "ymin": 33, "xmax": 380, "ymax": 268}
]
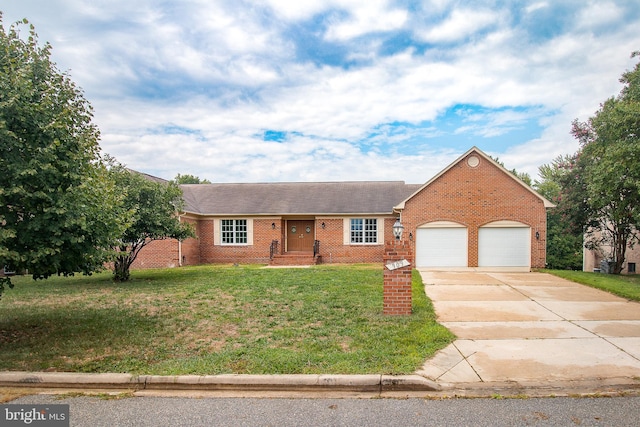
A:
[
  {"xmin": 134, "ymin": 147, "xmax": 554, "ymax": 271},
  {"xmin": 583, "ymin": 237, "xmax": 640, "ymax": 274}
]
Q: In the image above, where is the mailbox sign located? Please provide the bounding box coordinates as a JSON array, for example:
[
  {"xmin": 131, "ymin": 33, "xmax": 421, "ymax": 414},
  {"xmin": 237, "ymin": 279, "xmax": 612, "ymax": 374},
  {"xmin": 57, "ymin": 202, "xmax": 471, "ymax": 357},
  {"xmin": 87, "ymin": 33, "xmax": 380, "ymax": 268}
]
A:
[{"xmin": 385, "ymin": 259, "xmax": 410, "ymax": 270}]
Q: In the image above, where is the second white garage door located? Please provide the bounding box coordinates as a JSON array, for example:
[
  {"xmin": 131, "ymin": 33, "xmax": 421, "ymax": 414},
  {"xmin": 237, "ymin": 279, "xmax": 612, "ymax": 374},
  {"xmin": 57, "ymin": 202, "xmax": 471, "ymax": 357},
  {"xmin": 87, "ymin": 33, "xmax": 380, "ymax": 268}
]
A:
[
  {"xmin": 416, "ymin": 223, "xmax": 468, "ymax": 268},
  {"xmin": 478, "ymin": 223, "xmax": 531, "ymax": 268}
]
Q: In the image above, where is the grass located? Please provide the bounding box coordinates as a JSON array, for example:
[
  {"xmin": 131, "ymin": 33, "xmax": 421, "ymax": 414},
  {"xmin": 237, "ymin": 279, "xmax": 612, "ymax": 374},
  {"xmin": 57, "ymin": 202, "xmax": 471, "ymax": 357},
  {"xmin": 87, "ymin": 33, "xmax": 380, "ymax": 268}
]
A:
[
  {"xmin": 545, "ymin": 269, "xmax": 640, "ymax": 301},
  {"xmin": 0, "ymin": 265, "xmax": 454, "ymax": 375}
]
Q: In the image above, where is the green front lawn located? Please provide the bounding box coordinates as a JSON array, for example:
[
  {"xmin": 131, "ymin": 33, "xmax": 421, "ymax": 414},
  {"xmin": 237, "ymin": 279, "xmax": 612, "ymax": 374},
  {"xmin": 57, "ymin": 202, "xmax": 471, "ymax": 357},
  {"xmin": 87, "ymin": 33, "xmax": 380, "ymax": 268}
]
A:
[
  {"xmin": 0, "ymin": 265, "xmax": 454, "ymax": 375},
  {"xmin": 545, "ymin": 269, "xmax": 640, "ymax": 301}
]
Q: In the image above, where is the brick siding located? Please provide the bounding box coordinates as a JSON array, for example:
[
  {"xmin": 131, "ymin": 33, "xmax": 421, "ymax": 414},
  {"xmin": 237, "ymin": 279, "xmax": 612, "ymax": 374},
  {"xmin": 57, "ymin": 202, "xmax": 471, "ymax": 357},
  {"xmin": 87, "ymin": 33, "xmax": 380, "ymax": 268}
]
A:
[
  {"xmin": 314, "ymin": 217, "xmax": 397, "ymax": 264},
  {"xmin": 196, "ymin": 218, "xmax": 283, "ymax": 265},
  {"xmin": 400, "ymin": 153, "xmax": 547, "ymax": 268},
  {"xmin": 131, "ymin": 238, "xmax": 179, "ymax": 269},
  {"xmin": 180, "ymin": 217, "xmax": 200, "ymax": 265},
  {"xmin": 383, "ymin": 240, "xmax": 413, "ymax": 315}
]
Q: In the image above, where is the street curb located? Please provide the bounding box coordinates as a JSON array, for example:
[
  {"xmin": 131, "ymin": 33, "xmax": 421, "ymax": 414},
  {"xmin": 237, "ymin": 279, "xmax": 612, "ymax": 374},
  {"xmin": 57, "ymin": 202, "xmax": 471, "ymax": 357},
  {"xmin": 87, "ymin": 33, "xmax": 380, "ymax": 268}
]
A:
[
  {"xmin": 3, "ymin": 372, "xmax": 639, "ymax": 398},
  {"xmin": 0, "ymin": 372, "xmax": 138, "ymax": 390},
  {"xmin": 433, "ymin": 378, "xmax": 640, "ymax": 398},
  {"xmin": 0, "ymin": 372, "xmax": 440, "ymax": 394}
]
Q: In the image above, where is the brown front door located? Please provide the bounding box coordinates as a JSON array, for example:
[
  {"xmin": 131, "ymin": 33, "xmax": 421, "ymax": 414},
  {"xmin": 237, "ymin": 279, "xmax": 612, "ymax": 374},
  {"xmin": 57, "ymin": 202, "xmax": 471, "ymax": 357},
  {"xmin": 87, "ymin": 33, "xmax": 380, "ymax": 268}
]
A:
[{"xmin": 287, "ymin": 220, "xmax": 315, "ymax": 252}]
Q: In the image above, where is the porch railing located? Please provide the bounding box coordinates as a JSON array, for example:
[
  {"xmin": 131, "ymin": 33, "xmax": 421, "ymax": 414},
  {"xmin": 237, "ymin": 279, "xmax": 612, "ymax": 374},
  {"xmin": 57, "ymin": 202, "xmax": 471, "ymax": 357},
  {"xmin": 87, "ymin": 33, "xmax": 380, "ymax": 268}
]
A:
[
  {"xmin": 313, "ymin": 240, "xmax": 320, "ymax": 258},
  {"xmin": 270, "ymin": 240, "xmax": 279, "ymax": 260}
]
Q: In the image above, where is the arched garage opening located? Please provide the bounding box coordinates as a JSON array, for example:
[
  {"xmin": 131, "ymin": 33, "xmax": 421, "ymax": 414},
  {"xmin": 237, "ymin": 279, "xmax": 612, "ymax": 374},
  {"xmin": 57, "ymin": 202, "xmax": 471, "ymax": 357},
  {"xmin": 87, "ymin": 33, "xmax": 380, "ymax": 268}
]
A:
[
  {"xmin": 478, "ymin": 221, "xmax": 531, "ymax": 269},
  {"xmin": 416, "ymin": 221, "xmax": 468, "ymax": 268}
]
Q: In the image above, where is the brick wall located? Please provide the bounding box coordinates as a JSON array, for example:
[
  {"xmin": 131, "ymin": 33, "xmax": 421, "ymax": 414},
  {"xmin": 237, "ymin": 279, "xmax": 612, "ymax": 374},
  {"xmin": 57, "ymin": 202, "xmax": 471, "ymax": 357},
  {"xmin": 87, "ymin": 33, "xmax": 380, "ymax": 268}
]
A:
[
  {"xmin": 180, "ymin": 217, "xmax": 200, "ymax": 266},
  {"xmin": 197, "ymin": 218, "xmax": 283, "ymax": 264},
  {"xmin": 131, "ymin": 217, "xmax": 198, "ymax": 269},
  {"xmin": 400, "ymin": 153, "xmax": 548, "ymax": 268},
  {"xmin": 314, "ymin": 217, "xmax": 397, "ymax": 264},
  {"xmin": 383, "ymin": 240, "xmax": 413, "ymax": 315},
  {"xmin": 153, "ymin": 216, "xmax": 400, "ymax": 266},
  {"xmin": 191, "ymin": 217, "xmax": 399, "ymax": 265},
  {"xmin": 131, "ymin": 238, "xmax": 179, "ymax": 269}
]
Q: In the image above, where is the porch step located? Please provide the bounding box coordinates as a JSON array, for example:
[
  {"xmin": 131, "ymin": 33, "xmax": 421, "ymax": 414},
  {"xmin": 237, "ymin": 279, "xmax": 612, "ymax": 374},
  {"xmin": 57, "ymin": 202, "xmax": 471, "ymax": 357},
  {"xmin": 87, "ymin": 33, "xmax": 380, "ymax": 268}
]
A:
[{"xmin": 270, "ymin": 252, "xmax": 321, "ymax": 266}]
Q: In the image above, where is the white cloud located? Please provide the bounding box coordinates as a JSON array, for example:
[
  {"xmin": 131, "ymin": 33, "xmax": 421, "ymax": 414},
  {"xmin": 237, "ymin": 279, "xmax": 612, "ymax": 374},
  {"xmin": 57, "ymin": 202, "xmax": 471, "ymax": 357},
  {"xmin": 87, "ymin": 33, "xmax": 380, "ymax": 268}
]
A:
[
  {"xmin": 575, "ymin": 2, "xmax": 623, "ymax": 30},
  {"xmin": 263, "ymin": 0, "xmax": 333, "ymax": 21},
  {"xmin": 2, "ymin": 0, "xmax": 639, "ymax": 184},
  {"xmin": 324, "ymin": 2, "xmax": 408, "ymax": 40},
  {"xmin": 525, "ymin": 2, "xmax": 549, "ymax": 14},
  {"xmin": 454, "ymin": 107, "xmax": 545, "ymax": 138},
  {"xmin": 417, "ymin": 8, "xmax": 500, "ymax": 43}
]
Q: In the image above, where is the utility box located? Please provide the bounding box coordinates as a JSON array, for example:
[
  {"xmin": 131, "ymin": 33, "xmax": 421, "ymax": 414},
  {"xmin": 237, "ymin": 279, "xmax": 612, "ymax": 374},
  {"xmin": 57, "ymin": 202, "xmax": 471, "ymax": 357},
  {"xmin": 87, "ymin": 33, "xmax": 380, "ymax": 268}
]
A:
[{"xmin": 600, "ymin": 260, "xmax": 615, "ymax": 274}]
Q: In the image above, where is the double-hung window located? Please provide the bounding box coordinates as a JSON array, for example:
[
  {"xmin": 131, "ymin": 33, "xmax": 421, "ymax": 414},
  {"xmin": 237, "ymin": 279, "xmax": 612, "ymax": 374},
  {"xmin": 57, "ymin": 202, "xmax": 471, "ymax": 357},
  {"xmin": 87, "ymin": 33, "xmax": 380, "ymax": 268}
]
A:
[
  {"xmin": 350, "ymin": 218, "xmax": 377, "ymax": 244},
  {"xmin": 221, "ymin": 219, "xmax": 247, "ymax": 244}
]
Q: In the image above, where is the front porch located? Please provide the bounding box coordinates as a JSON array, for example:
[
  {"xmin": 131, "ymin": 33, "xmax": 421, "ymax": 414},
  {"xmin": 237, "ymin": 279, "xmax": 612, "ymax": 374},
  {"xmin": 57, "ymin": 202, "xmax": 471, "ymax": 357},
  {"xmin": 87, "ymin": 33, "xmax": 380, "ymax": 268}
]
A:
[{"xmin": 268, "ymin": 218, "xmax": 322, "ymax": 266}]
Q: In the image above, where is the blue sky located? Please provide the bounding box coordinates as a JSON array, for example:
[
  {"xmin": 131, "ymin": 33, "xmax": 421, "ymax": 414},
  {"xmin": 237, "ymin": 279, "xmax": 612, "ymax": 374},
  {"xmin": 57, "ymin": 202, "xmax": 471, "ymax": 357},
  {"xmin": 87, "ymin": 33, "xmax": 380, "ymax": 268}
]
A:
[{"xmin": 2, "ymin": 0, "xmax": 639, "ymax": 183}]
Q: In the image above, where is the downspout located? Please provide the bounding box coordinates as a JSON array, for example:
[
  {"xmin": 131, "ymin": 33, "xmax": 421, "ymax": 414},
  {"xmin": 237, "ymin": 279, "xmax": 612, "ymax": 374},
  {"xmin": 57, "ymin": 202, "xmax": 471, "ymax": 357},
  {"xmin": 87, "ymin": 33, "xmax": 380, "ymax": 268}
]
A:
[
  {"xmin": 178, "ymin": 212, "xmax": 185, "ymax": 267},
  {"xmin": 582, "ymin": 232, "xmax": 587, "ymax": 272}
]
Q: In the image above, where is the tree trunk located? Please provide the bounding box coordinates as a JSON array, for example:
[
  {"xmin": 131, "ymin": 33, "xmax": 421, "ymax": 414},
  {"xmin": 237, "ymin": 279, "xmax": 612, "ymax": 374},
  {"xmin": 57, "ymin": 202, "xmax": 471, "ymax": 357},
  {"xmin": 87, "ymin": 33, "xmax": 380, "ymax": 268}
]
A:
[
  {"xmin": 113, "ymin": 254, "xmax": 133, "ymax": 282},
  {"xmin": 113, "ymin": 242, "xmax": 146, "ymax": 282},
  {"xmin": 612, "ymin": 228, "xmax": 628, "ymax": 274}
]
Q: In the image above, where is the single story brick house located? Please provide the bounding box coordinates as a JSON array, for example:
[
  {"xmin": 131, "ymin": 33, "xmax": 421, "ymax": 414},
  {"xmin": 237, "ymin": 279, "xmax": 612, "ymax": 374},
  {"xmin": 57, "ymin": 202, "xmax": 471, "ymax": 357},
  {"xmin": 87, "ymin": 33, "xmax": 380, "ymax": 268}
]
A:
[{"xmin": 133, "ymin": 147, "xmax": 553, "ymax": 271}]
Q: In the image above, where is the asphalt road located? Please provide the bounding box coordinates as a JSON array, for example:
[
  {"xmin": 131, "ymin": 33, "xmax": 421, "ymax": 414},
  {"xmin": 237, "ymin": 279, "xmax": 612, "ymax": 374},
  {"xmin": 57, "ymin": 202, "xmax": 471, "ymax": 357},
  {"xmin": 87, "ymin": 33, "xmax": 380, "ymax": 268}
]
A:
[{"xmin": 6, "ymin": 394, "xmax": 640, "ymax": 426}]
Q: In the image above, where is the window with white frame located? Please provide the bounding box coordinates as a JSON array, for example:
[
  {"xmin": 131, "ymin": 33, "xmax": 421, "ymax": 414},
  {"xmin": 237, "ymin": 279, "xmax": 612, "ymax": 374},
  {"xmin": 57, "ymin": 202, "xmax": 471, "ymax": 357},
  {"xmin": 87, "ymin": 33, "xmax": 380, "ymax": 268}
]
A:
[
  {"xmin": 350, "ymin": 218, "xmax": 378, "ymax": 244},
  {"xmin": 221, "ymin": 219, "xmax": 247, "ymax": 244}
]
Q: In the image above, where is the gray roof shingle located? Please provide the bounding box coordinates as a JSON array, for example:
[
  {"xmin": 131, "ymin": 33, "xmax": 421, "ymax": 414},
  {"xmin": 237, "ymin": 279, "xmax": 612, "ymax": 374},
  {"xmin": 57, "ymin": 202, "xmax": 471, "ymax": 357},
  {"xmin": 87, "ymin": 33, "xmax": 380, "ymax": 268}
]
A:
[{"xmin": 180, "ymin": 182, "xmax": 422, "ymax": 215}]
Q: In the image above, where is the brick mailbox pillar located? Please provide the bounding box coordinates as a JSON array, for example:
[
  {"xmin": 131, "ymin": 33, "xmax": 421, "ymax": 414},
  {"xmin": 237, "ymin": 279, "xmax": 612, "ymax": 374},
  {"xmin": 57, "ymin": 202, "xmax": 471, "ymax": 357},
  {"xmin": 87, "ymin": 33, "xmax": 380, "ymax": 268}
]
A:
[{"xmin": 383, "ymin": 239, "xmax": 413, "ymax": 316}]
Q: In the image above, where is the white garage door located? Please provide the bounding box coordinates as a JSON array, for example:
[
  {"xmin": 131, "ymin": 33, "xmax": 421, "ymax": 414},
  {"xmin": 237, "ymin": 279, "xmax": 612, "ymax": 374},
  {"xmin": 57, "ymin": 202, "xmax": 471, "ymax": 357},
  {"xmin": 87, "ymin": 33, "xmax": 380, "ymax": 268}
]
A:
[
  {"xmin": 416, "ymin": 223, "xmax": 468, "ymax": 268},
  {"xmin": 478, "ymin": 225, "xmax": 531, "ymax": 268}
]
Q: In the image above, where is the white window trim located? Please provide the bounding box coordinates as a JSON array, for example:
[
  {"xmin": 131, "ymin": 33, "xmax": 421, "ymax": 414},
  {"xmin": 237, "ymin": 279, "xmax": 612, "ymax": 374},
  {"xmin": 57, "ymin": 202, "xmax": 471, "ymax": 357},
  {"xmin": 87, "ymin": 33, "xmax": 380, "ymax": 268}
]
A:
[
  {"xmin": 343, "ymin": 217, "xmax": 384, "ymax": 245},
  {"xmin": 214, "ymin": 218, "xmax": 253, "ymax": 246}
]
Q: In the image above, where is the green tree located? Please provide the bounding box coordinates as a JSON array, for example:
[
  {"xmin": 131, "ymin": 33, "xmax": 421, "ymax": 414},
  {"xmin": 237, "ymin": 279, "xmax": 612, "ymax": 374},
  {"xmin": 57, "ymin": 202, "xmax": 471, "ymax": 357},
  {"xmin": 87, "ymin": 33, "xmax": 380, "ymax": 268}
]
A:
[
  {"xmin": 110, "ymin": 164, "xmax": 194, "ymax": 282},
  {"xmin": 534, "ymin": 155, "xmax": 583, "ymax": 270},
  {"xmin": 0, "ymin": 16, "xmax": 126, "ymax": 298},
  {"xmin": 567, "ymin": 52, "xmax": 640, "ymax": 274},
  {"xmin": 173, "ymin": 173, "xmax": 211, "ymax": 184}
]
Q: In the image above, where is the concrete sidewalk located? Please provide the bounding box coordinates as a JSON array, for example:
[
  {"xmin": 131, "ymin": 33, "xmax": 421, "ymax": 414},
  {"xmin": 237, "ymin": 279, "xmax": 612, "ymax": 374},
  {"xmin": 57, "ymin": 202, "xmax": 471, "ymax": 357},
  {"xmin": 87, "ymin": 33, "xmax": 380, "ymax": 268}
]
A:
[{"xmin": 416, "ymin": 271, "xmax": 640, "ymax": 395}]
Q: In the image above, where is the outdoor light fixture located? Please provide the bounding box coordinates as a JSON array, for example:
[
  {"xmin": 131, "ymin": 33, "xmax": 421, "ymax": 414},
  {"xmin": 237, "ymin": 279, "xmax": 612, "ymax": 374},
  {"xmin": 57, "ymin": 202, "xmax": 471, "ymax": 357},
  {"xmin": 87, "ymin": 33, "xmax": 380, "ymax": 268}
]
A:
[
  {"xmin": 272, "ymin": 222, "xmax": 276, "ymax": 229},
  {"xmin": 535, "ymin": 231, "xmax": 540, "ymax": 240},
  {"xmin": 322, "ymin": 222, "xmax": 325, "ymax": 229},
  {"xmin": 392, "ymin": 219, "xmax": 404, "ymax": 240},
  {"xmin": 409, "ymin": 232, "xmax": 413, "ymax": 241}
]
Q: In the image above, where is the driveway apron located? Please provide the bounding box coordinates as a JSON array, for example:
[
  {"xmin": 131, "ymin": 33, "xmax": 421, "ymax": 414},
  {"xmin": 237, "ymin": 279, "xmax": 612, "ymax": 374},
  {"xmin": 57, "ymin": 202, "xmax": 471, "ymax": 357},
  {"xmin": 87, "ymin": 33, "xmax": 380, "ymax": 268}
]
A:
[{"xmin": 416, "ymin": 271, "xmax": 640, "ymax": 387}]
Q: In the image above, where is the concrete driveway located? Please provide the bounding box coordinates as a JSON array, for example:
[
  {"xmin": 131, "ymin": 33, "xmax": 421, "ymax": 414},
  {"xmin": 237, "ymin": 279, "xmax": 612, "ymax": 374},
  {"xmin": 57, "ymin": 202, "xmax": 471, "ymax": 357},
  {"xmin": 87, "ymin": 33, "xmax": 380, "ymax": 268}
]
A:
[{"xmin": 416, "ymin": 271, "xmax": 640, "ymax": 391}]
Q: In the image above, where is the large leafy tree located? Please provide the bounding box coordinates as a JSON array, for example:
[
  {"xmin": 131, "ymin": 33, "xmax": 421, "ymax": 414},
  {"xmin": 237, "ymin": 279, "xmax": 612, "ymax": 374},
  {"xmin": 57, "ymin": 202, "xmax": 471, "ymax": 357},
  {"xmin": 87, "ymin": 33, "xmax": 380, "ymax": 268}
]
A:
[
  {"xmin": 110, "ymin": 164, "xmax": 194, "ymax": 282},
  {"xmin": 567, "ymin": 52, "xmax": 640, "ymax": 274},
  {"xmin": 534, "ymin": 155, "xmax": 583, "ymax": 270},
  {"xmin": 0, "ymin": 16, "xmax": 126, "ymax": 297}
]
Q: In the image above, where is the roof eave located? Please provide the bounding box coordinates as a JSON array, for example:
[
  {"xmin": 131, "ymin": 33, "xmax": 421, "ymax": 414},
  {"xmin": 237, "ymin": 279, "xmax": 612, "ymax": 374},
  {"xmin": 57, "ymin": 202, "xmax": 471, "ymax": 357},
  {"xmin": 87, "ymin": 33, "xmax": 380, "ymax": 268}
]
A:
[{"xmin": 178, "ymin": 211, "xmax": 398, "ymax": 217}]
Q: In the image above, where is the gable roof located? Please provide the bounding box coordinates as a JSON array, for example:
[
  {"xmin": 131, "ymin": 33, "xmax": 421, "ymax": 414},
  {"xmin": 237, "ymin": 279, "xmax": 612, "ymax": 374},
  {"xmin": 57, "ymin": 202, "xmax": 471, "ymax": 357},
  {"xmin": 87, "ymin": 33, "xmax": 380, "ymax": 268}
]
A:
[
  {"xmin": 180, "ymin": 181, "xmax": 422, "ymax": 216},
  {"xmin": 394, "ymin": 146, "xmax": 554, "ymax": 211}
]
